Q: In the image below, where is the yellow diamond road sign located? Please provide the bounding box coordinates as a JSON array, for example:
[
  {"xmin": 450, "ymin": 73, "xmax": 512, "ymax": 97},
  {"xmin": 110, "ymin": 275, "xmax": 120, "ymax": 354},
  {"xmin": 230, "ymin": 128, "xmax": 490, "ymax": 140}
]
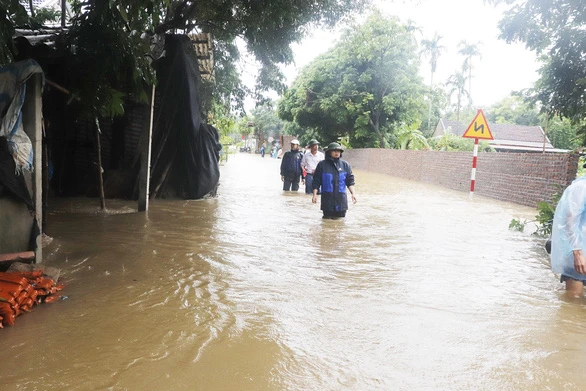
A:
[{"xmin": 462, "ymin": 109, "xmax": 494, "ymax": 140}]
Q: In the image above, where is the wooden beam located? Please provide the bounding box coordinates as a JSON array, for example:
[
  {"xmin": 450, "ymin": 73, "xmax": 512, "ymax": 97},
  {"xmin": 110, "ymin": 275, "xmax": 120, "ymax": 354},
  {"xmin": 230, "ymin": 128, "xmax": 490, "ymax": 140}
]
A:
[
  {"xmin": 138, "ymin": 84, "xmax": 155, "ymax": 212},
  {"xmin": 0, "ymin": 251, "xmax": 35, "ymax": 263},
  {"xmin": 21, "ymin": 73, "xmax": 43, "ymax": 263}
]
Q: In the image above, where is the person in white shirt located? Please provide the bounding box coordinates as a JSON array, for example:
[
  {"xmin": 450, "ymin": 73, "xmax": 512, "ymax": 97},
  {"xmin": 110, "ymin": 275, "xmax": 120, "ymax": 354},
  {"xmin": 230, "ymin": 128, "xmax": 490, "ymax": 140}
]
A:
[{"xmin": 301, "ymin": 139, "xmax": 325, "ymax": 194}]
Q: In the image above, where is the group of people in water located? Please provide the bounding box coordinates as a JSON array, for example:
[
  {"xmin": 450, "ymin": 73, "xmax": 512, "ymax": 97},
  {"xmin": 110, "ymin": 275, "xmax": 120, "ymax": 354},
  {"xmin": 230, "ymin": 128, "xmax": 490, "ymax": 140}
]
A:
[
  {"xmin": 267, "ymin": 138, "xmax": 586, "ymax": 294},
  {"xmin": 278, "ymin": 139, "xmax": 357, "ymax": 219}
]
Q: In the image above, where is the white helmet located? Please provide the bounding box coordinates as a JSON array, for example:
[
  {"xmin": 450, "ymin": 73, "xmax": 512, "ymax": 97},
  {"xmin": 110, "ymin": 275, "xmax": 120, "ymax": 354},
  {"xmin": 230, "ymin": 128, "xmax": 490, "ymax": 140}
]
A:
[{"xmin": 291, "ymin": 139, "xmax": 300, "ymax": 145}]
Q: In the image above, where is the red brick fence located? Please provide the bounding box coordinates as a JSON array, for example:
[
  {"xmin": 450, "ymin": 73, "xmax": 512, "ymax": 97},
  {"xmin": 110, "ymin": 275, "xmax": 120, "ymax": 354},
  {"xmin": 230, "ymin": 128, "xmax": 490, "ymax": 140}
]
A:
[{"xmin": 343, "ymin": 149, "xmax": 579, "ymax": 207}]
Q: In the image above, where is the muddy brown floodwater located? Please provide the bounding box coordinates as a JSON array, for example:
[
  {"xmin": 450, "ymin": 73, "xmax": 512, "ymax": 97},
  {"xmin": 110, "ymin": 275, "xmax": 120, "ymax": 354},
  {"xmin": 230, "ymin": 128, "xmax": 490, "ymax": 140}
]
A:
[{"xmin": 0, "ymin": 152, "xmax": 584, "ymax": 390}]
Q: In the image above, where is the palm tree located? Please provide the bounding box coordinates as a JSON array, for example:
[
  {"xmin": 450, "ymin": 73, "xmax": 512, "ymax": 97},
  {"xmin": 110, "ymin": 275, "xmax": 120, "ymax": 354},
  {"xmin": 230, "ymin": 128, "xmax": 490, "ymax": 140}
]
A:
[
  {"xmin": 421, "ymin": 33, "xmax": 446, "ymax": 131},
  {"xmin": 446, "ymin": 71, "xmax": 470, "ymax": 129},
  {"xmin": 458, "ymin": 40, "xmax": 482, "ymax": 105}
]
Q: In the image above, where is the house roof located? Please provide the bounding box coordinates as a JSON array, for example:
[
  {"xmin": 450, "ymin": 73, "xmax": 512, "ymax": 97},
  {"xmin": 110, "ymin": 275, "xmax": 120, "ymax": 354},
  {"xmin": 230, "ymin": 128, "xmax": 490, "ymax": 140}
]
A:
[{"xmin": 435, "ymin": 118, "xmax": 562, "ymax": 152}]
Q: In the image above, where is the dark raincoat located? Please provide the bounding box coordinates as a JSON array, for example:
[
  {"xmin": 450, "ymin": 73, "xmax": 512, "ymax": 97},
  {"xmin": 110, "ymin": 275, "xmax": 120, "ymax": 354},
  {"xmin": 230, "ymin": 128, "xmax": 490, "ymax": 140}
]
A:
[
  {"xmin": 280, "ymin": 150, "xmax": 303, "ymax": 179},
  {"xmin": 312, "ymin": 156, "xmax": 355, "ymax": 212}
]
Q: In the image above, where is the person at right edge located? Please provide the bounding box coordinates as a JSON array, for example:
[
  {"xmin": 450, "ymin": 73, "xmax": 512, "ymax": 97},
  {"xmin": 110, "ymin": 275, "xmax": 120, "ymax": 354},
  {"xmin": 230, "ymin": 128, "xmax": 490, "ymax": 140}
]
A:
[
  {"xmin": 311, "ymin": 142, "xmax": 357, "ymax": 219},
  {"xmin": 551, "ymin": 173, "xmax": 586, "ymax": 297}
]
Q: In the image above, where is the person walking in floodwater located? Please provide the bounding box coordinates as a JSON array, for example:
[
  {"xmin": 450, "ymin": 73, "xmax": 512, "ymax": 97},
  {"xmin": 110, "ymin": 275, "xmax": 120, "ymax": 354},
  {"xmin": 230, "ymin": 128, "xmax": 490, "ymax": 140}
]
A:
[
  {"xmin": 301, "ymin": 139, "xmax": 325, "ymax": 194},
  {"xmin": 280, "ymin": 139, "xmax": 304, "ymax": 191},
  {"xmin": 551, "ymin": 175, "xmax": 586, "ymax": 297},
  {"xmin": 311, "ymin": 142, "xmax": 357, "ymax": 219}
]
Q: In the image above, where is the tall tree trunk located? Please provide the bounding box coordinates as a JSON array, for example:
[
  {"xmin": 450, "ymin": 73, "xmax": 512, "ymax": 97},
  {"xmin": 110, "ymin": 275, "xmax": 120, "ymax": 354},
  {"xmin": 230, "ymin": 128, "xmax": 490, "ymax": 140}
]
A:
[
  {"xmin": 28, "ymin": 0, "xmax": 35, "ymax": 17},
  {"xmin": 456, "ymin": 96, "xmax": 461, "ymax": 130},
  {"xmin": 375, "ymin": 112, "xmax": 384, "ymax": 148},
  {"xmin": 61, "ymin": 0, "xmax": 66, "ymax": 27},
  {"xmin": 95, "ymin": 118, "xmax": 106, "ymax": 210},
  {"xmin": 468, "ymin": 58, "xmax": 472, "ymax": 105},
  {"xmin": 427, "ymin": 70, "xmax": 434, "ymax": 132}
]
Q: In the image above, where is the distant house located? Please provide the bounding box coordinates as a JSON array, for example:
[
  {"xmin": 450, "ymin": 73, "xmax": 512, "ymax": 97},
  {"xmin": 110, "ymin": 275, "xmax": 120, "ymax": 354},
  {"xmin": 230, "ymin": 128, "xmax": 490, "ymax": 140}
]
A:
[{"xmin": 433, "ymin": 119, "xmax": 567, "ymax": 153}]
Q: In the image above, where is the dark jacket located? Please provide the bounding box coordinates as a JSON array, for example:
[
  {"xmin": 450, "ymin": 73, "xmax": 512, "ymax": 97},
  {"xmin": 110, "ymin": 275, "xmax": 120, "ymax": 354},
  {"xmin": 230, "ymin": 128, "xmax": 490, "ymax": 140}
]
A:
[
  {"xmin": 280, "ymin": 149, "xmax": 303, "ymax": 177},
  {"xmin": 312, "ymin": 156, "xmax": 355, "ymax": 212}
]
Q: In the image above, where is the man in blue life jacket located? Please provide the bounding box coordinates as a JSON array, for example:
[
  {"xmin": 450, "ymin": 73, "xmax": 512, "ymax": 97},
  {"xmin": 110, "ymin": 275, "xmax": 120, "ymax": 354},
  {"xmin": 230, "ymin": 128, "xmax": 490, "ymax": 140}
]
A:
[
  {"xmin": 280, "ymin": 139, "xmax": 304, "ymax": 191},
  {"xmin": 311, "ymin": 142, "xmax": 357, "ymax": 219}
]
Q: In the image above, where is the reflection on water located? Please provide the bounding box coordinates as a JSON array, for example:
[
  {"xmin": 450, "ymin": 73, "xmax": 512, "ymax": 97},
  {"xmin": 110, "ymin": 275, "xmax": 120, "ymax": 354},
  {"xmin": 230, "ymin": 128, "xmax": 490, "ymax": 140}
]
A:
[{"xmin": 0, "ymin": 153, "xmax": 584, "ymax": 390}]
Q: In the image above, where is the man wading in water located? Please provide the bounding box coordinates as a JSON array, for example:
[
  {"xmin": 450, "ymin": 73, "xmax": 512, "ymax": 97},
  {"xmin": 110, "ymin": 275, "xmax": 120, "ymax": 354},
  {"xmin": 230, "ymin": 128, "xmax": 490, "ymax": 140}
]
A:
[
  {"xmin": 301, "ymin": 139, "xmax": 324, "ymax": 194},
  {"xmin": 311, "ymin": 142, "xmax": 357, "ymax": 219},
  {"xmin": 280, "ymin": 139, "xmax": 303, "ymax": 191}
]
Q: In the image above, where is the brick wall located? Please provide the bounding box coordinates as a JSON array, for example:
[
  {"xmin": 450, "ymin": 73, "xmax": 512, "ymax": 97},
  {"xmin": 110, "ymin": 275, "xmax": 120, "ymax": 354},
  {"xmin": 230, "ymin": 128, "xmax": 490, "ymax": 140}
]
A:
[{"xmin": 343, "ymin": 149, "xmax": 579, "ymax": 207}]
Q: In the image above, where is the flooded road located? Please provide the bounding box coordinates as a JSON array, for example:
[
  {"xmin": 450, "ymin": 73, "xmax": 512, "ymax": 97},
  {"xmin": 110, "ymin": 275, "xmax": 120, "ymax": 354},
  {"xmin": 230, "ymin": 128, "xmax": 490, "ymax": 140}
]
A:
[{"xmin": 1, "ymin": 152, "xmax": 584, "ymax": 390}]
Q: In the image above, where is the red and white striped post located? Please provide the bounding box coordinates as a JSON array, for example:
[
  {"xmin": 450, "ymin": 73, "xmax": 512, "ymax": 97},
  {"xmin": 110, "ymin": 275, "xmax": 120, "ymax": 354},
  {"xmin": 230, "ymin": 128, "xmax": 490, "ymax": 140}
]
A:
[{"xmin": 470, "ymin": 138, "xmax": 479, "ymax": 197}]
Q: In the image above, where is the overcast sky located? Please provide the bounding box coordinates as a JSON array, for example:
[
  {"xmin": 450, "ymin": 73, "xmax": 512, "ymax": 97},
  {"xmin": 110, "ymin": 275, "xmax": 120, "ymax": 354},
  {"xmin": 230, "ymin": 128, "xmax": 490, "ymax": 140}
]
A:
[{"xmin": 242, "ymin": 0, "xmax": 540, "ymax": 112}]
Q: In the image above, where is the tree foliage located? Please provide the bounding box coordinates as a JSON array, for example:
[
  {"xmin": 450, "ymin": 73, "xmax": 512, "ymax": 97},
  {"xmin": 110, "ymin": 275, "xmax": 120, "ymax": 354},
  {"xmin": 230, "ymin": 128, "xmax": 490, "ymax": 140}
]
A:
[
  {"xmin": 486, "ymin": 95, "xmax": 539, "ymax": 126},
  {"xmin": 420, "ymin": 33, "xmax": 446, "ymax": 133},
  {"xmin": 250, "ymin": 101, "xmax": 285, "ymax": 143},
  {"xmin": 497, "ymin": 0, "xmax": 586, "ymax": 142},
  {"xmin": 0, "ymin": 1, "xmax": 29, "ymax": 64},
  {"xmin": 4, "ymin": 0, "xmax": 370, "ymax": 117},
  {"xmin": 396, "ymin": 122, "xmax": 429, "ymax": 150},
  {"xmin": 485, "ymin": 93, "xmax": 581, "ymax": 150},
  {"xmin": 67, "ymin": 0, "xmax": 156, "ymax": 117},
  {"xmin": 278, "ymin": 11, "xmax": 425, "ymax": 148},
  {"xmin": 545, "ymin": 116, "xmax": 581, "ymax": 150},
  {"xmin": 445, "ymin": 70, "xmax": 469, "ymax": 123},
  {"xmin": 457, "ymin": 40, "xmax": 481, "ymax": 105},
  {"xmin": 428, "ymin": 132, "xmax": 494, "ymax": 152}
]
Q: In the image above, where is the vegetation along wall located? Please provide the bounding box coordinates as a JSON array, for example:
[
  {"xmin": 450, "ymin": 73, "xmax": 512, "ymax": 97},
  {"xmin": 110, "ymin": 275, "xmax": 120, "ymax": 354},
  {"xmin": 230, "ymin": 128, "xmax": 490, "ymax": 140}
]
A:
[{"xmin": 343, "ymin": 149, "xmax": 579, "ymax": 208}]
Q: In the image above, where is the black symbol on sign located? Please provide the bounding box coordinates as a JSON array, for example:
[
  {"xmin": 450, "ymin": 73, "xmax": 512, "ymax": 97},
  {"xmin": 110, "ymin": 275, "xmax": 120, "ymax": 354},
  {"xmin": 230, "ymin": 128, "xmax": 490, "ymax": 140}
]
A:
[{"xmin": 474, "ymin": 122, "xmax": 484, "ymax": 134}]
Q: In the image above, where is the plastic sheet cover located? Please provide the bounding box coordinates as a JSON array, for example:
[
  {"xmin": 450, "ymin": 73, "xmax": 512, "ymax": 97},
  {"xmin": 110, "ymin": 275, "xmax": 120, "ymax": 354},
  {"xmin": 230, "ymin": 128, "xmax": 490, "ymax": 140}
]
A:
[
  {"xmin": 150, "ymin": 34, "xmax": 221, "ymax": 199},
  {"xmin": 0, "ymin": 59, "xmax": 43, "ymax": 173},
  {"xmin": 551, "ymin": 176, "xmax": 586, "ymax": 280}
]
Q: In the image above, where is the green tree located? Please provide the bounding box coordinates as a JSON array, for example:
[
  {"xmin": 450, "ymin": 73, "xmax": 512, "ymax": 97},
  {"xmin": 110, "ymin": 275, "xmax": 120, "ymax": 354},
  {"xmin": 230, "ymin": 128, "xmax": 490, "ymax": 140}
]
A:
[
  {"xmin": 420, "ymin": 32, "xmax": 446, "ymax": 133},
  {"xmin": 429, "ymin": 132, "xmax": 494, "ymax": 152},
  {"xmin": 0, "ymin": 1, "xmax": 29, "ymax": 64},
  {"xmin": 486, "ymin": 95, "xmax": 539, "ymax": 126},
  {"xmin": 496, "ymin": 0, "xmax": 586, "ymax": 142},
  {"xmin": 457, "ymin": 40, "xmax": 481, "ymax": 105},
  {"xmin": 4, "ymin": 0, "xmax": 370, "ymax": 115},
  {"xmin": 396, "ymin": 122, "xmax": 429, "ymax": 150},
  {"xmin": 278, "ymin": 11, "xmax": 425, "ymax": 148},
  {"xmin": 446, "ymin": 70, "xmax": 470, "ymax": 124},
  {"xmin": 250, "ymin": 102, "xmax": 285, "ymax": 147},
  {"xmin": 544, "ymin": 116, "xmax": 581, "ymax": 150}
]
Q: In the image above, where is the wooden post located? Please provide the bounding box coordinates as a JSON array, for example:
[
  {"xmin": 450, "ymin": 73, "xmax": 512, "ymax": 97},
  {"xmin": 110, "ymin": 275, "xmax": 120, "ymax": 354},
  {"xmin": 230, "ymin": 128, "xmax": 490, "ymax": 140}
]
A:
[
  {"xmin": 138, "ymin": 84, "xmax": 155, "ymax": 212},
  {"xmin": 21, "ymin": 74, "xmax": 43, "ymax": 263},
  {"xmin": 61, "ymin": 0, "xmax": 66, "ymax": 27},
  {"xmin": 542, "ymin": 116, "xmax": 548, "ymax": 153},
  {"xmin": 95, "ymin": 118, "xmax": 106, "ymax": 210}
]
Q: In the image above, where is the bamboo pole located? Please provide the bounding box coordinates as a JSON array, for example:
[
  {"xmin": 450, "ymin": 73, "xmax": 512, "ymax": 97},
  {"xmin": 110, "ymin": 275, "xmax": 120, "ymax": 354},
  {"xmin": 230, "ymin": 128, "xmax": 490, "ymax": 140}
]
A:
[
  {"xmin": 138, "ymin": 85, "xmax": 155, "ymax": 211},
  {"xmin": 94, "ymin": 118, "xmax": 106, "ymax": 210}
]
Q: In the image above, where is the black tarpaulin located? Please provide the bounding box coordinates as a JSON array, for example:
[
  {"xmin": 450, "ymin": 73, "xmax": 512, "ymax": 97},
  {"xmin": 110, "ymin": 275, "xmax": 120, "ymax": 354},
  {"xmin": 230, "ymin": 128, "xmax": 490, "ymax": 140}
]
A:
[{"xmin": 150, "ymin": 34, "xmax": 221, "ymax": 199}]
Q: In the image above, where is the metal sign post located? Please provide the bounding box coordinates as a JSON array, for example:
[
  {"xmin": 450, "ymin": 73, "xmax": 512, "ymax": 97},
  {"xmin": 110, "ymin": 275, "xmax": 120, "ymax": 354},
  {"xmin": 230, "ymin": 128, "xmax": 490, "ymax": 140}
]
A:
[{"xmin": 462, "ymin": 109, "xmax": 494, "ymax": 197}]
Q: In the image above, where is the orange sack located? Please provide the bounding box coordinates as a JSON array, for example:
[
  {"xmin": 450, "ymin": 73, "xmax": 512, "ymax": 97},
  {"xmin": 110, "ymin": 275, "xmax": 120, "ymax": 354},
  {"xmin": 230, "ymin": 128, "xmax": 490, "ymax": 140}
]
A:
[{"xmin": 0, "ymin": 272, "xmax": 29, "ymax": 285}]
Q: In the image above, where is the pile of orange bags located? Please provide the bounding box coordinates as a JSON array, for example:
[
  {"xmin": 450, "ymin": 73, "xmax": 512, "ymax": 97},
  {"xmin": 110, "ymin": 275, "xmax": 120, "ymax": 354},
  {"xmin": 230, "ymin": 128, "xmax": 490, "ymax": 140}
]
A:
[{"xmin": 0, "ymin": 270, "xmax": 64, "ymax": 327}]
